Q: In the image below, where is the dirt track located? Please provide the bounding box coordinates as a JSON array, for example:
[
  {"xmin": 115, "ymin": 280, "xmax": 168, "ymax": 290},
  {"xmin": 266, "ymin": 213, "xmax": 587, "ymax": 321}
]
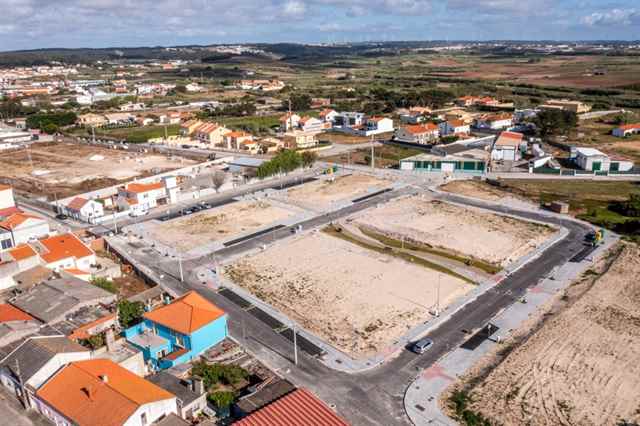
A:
[{"xmin": 449, "ymin": 243, "xmax": 640, "ymax": 425}]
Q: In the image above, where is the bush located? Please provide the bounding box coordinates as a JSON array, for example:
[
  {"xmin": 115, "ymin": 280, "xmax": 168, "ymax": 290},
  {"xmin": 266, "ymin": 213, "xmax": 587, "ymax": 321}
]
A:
[
  {"xmin": 191, "ymin": 362, "xmax": 249, "ymax": 390},
  {"xmin": 208, "ymin": 391, "xmax": 236, "ymax": 409},
  {"xmin": 117, "ymin": 300, "xmax": 145, "ymax": 328},
  {"xmin": 90, "ymin": 277, "xmax": 117, "ymax": 294}
]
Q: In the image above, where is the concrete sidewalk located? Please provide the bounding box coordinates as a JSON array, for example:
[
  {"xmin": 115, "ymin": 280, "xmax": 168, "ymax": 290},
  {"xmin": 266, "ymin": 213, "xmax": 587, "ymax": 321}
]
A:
[{"xmin": 404, "ymin": 231, "xmax": 618, "ymax": 425}]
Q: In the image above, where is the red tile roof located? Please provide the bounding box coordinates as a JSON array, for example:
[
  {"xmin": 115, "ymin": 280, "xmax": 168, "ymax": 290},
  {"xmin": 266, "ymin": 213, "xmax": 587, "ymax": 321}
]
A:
[
  {"xmin": 38, "ymin": 233, "xmax": 94, "ymax": 264},
  {"xmin": 0, "ymin": 304, "xmax": 35, "ymax": 323},
  {"xmin": 67, "ymin": 197, "xmax": 89, "ymax": 211},
  {"xmin": 495, "ymin": 131, "xmax": 524, "ymax": 147},
  {"xmin": 618, "ymin": 123, "xmax": 640, "ymax": 131},
  {"xmin": 234, "ymin": 388, "xmax": 349, "ymax": 426},
  {"xmin": 0, "ymin": 206, "xmax": 22, "ymax": 218},
  {"xmin": 144, "ymin": 291, "xmax": 225, "ymax": 335},
  {"xmin": 36, "ymin": 359, "xmax": 174, "ymax": 426},
  {"xmin": 125, "ymin": 181, "xmax": 164, "ymax": 194},
  {"xmin": 8, "ymin": 244, "xmax": 38, "ymax": 261},
  {"xmin": 0, "ymin": 213, "xmax": 43, "ymax": 230},
  {"xmin": 405, "ymin": 123, "xmax": 438, "ymax": 135}
]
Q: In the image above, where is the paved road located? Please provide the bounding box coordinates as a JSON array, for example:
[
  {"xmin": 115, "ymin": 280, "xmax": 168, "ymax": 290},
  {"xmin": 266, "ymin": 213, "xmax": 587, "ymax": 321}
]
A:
[{"xmin": 111, "ymin": 183, "xmax": 594, "ymax": 425}]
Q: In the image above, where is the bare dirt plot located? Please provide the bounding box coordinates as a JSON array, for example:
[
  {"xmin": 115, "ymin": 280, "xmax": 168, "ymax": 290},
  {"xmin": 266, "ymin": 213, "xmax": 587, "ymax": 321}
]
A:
[
  {"xmin": 445, "ymin": 243, "xmax": 640, "ymax": 426},
  {"xmin": 441, "ymin": 180, "xmax": 509, "ymax": 202},
  {"xmin": 285, "ymin": 174, "xmax": 391, "ymax": 210},
  {"xmin": 144, "ymin": 200, "xmax": 301, "ymax": 252},
  {"xmin": 353, "ymin": 197, "xmax": 553, "ymax": 268},
  {"xmin": 0, "ymin": 142, "xmax": 194, "ymax": 198},
  {"xmin": 224, "ymin": 231, "xmax": 473, "ymax": 358}
]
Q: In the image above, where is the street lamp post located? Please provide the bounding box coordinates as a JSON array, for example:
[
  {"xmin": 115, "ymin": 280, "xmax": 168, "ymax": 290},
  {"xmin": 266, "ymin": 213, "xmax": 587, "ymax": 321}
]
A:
[{"xmin": 292, "ymin": 324, "xmax": 298, "ymax": 366}]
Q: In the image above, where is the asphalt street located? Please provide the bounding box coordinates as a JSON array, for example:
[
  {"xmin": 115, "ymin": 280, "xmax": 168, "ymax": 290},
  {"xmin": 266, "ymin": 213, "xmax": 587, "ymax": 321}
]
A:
[{"xmin": 114, "ymin": 183, "xmax": 594, "ymax": 426}]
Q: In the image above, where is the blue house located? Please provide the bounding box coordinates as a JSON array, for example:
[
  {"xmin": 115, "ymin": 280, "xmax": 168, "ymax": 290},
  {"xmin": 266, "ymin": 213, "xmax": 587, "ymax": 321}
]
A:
[{"xmin": 124, "ymin": 291, "xmax": 228, "ymax": 370}]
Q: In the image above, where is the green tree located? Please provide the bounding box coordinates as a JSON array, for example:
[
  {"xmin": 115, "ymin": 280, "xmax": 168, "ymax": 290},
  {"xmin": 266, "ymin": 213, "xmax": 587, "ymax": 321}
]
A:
[
  {"xmin": 534, "ymin": 109, "xmax": 577, "ymax": 138},
  {"xmin": 41, "ymin": 122, "xmax": 59, "ymax": 134},
  {"xmin": 117, "ymin": 300, "xmax": 145, "ymax": 328},
  {"xmin": 301, "ymin": 150, "xmax": 318, "ymax": 168},
  {"xmin": 283, "ymin": 93, "xmax": 311, "ymax": 111},
  {"xmin": 175, "ymin": 85, "xmax": 187, "ymax": 94},
  {"xmin": 81, "ymin": 333, "xmax": 105, "ymax": 350}
]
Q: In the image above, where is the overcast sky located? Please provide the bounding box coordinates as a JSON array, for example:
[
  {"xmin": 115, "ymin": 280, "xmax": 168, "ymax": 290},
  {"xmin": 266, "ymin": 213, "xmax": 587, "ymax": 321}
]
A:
[{"xmin": 1, "ymin": 0, "xmax": 639, "ymax": 51}]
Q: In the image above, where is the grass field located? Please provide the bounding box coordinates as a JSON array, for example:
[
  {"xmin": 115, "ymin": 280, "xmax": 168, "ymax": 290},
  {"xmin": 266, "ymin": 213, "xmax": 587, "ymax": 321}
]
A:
[
  {"xmin": 480, "ymin": 179, "xmax": 640, "ymax": 234},
  {"xmin": 76, "ymin": 124, "xmax": 181, "ymax": 143},
  {"xmin": 324, "ymin": 144, "xmax": 424, "ymax": 168}
]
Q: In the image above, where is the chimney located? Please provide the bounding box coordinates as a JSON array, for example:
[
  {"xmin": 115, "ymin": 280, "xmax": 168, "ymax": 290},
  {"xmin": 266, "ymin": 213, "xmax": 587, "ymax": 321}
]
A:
[
  {"xmin": 100, "ymin": 375, "xmax": 108, "ymax": 384},
  {"xmin": 83, "ymin": 386, "xmax": 96, "ymax": 401},
  {"xmin": 192, "ymin": 377, "xmax": 204, "ymax": 395}
]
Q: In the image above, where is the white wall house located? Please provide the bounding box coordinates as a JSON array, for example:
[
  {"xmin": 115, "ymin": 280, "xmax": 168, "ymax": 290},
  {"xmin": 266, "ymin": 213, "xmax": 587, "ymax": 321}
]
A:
[
  {"xmin": 475, "ymin": 113, "xmax": 513, "ymax": 130},
  {"xmin": 394, "ymin": 124, "xmax": 440, "ymax": 145},
  {"xmin": 573, "ymin": 147, "xmax": 634, "ymax": 172},
  {"xmin": 612, "ymin": 123, "xmax": 640, "ymax": 138},
  {"xmin": 65, "ymin": 197, "xmax": 105, "ymax": 223},
  {"xmin": 365, "ymin": 117, "xmax": 394, "ymax": 135},
  {"xmin": 34, "ymin": 359, "xmax": 177, "ymax": 426},
  {"xmin": 438, "ymin": 120, "xmax": 471, "ymax": 136},
  {"xmin": 0, "ymin": 213, "xmax": 50, "ymax": 247},
  {"xmin": 491, "ymin": 131, "xmax": 524, "ymax": 162},
  {"xmin": 279, "ymin": 113, "xmax": 300, "ymax": 132},
  {"xmin": 34, "ymin": 233, "xmax": 97, "ymax": 272},
  {"xmin": 0, "ymin": 185, "xmax": 15, "ymax": 211},
  {"xmin": 298, "ymin": 116, "xmax": 325, "ymax": 133}
]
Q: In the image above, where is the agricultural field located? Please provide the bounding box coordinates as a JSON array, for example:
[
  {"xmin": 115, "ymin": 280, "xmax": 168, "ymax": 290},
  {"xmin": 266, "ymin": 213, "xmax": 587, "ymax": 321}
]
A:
[
  {"xmin": 73, "ymin": 124, "xmax": 181, "ymax": 143},
  {"xmin": 143, "ymin": 200, "xmax": 303, "ymax": 252},
  {"xmin": 284, "ymin": 173, "xmax": 391, "ymax": 210},
  {"xmin": 444, "ymin": 243, "xmax": 640, "ymax": 426},
  {"xmin": 224, "ymin": 230, "xmax": 474, "ymax": 358},
  {"xmin": 352, "ymin": 196, "xmax": 553, "ymax": 268},
  {"xmin": 0, "ymin": 142, "xmax": 194, "ymax": 199},
  {"xmin": 324, "ymin": 144, "xmax": 424, "ymax": 169}
]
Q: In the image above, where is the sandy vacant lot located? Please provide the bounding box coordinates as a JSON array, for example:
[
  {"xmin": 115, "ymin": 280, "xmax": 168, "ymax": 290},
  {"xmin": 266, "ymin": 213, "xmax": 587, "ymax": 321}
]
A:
[
  {"xmin": 225, "ymin": 232, "xmax": 473, "ymax": 358},
  {"xmin": 0, "ymin": 142, "xmax": 194, "ymax": 197},
  {"xmin": 353, "ymin": 197, "xmax": 552, "ymax": 267},
  {"xmin": 145, "ymin": 200, "xmax": 299, "ymax": 252},
  {"xmin": 286, "ymin": 174, "xmax": 391, "ymax": 210},
  {"xmin": 451, "ymin": 243, "xmax": 640, "ymax": 425}
]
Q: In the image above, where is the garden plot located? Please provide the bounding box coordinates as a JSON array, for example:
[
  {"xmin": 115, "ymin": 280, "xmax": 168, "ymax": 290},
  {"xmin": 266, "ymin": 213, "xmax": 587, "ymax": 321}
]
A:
[
  {"xmin": 224, "ymin": 231, "xmax": 473, "ymax": 359},
  {"xmin": 284, "ymin": 173, "xmax": 391, "ymax": 210},
  {"xmin": 352, "ymin": 197, "xmax": 553, "ymax": 268},
  {"xmin": 144, "ymin": 200, "xmax": 303, "ymax": 252}
]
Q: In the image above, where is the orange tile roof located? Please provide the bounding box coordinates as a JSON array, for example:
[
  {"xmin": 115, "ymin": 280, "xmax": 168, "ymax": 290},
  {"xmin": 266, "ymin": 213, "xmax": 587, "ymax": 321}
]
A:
[
  {"xmin": 0, "ymin": 206, "xmax": 22, "ymax": 217},
  {"xmin": 125, "ymin": 181, "xmax": 164, "ymax": 194},
  {"xmin": 405, "ymin": 123, "xmax": 438, "ymax": 135},
  {"xmin": 67, "ymin": 197, "xmax": 89, "ymax": 211},
  {"xmin": 63, "ymin": 268, "xmax": 90, "ymax": 276},
  {"xmin": 234, "ymin": 388, "xmax": 349, "ymax": 426},
  {"xmin": 0, "ymin": 304, "xmax": 35, "ymax": 323},
  {"xmin": 144, "ymin": 291, "xmax": 225, "ymax": 334},
  {"xmin": 38, "ymin": 233, "xmax": 94, "ymax": 264},
  {"xmin": 619, "ymin": 123, "xmax": 640, "ymax": 131},
  {"xmin": 36, "ymin": 359, "xmax": 174, "ymax": 426},
  {"xmin": 0, "ymin": 184, "xmax": 11, "ymax": 191},
  {"xmin": 369, "ymin": 116, "xmax": 387, "ymax": 122},
  {"xmin": 8, "ymin": 244, "xmax": 38, "ymax": 261},
  {"xmin": 0, "ymin": 213, "xmax": 42, "ymax": 230},
  {"xmin": 448, "ymin": 119, "xmax": 466, "ymax": 127},
  {"xmin": 319, "ymin": 109, "xmax": 335, "ymax": 118},
  {"xmin": 225, "ymin": 131, "xmax": 249, "ymax": 138},
  {"xmin": 495, "ymin": 131, "xmax": 524, "ymax": 147}
]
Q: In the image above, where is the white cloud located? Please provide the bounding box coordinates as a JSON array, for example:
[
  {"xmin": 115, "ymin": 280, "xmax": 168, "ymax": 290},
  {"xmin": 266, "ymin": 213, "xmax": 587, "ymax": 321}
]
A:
[{"xmin": 581, "ymin": 8, "xmax": 639, "ymax": 27}]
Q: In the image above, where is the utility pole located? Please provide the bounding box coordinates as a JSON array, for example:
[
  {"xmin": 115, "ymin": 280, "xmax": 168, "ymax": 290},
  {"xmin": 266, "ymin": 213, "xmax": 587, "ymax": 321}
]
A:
[
  {"xmin": 113, "ymin": 211, "xmax": 119, "ymax": 234},
  {"xmin": 436, "ymin": 273, "xmax": 441, "ymax": 317},
  {"xmin": 92, "ymin": 125, "xmax": 96, "ymax": 143},
  {"xmin": 292, "ymin": 324, "xmax": 298, "ymax": 365},
  {"xmin": 178, "ymin": 254, "xmax": 184, "ymax": 282},
  {"xmin": 370, "ymin": 136, "xmax": 375, "ymax": 169}
]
